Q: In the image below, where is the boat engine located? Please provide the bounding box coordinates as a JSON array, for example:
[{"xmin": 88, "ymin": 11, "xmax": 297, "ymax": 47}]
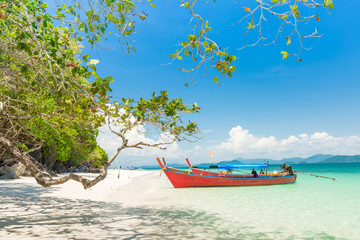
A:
[{"xmin": 280, "ymin": 164, "xmax": 294, "ymax": 175}]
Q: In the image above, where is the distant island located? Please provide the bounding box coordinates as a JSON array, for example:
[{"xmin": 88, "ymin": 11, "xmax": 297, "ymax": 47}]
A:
[{"xmin": 140, "ymin": 154, "xmax": 360, "ymax": 168}]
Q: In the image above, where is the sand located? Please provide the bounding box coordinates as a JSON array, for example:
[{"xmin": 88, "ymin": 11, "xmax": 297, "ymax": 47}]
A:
[{"xmin": 0, "ymin": 170, "xmax": 184, "ymax": 239}]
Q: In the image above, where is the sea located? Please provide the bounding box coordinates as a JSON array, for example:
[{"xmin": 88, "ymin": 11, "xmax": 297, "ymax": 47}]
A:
[
  {"xmin": 126, "ymin": 163, "xmax": 360, "ymax": 239},
  {"xmin": 1, "ymin": 163, "xmax": 359, "ymax": 239}
]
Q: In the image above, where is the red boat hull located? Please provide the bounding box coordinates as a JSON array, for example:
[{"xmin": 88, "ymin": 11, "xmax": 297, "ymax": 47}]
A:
[
  {"xmin": 164, "ymin": 169, "xmax": 297, "ymax": 188},
  {"xmin": 157, "ymin": 158, "xmax": 297, "ymax": 188}
]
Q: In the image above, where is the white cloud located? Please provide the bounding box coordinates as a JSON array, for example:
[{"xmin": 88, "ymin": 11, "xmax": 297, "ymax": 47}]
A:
[
  {"xmin": 194, "ymin": 145, "xmax": 202, "ymax": 150},
  {"xmin": 217, "ymin": 125, "xmax": 360, "ymax": 159}
]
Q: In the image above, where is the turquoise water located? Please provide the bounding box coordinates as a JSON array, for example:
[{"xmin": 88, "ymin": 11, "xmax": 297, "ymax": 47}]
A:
[{"xmin": 133, "ymin": 163, "xmax": 360, "ymax": 239}]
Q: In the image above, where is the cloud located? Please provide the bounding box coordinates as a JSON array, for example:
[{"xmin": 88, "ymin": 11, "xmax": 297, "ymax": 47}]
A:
[
  {"xmin": 217, "ymin": 125, "xmax": 360, "ymax": 159},
  {"xmin": 194, "ymin": 145, "xmax": 202, "ymax": 150}
]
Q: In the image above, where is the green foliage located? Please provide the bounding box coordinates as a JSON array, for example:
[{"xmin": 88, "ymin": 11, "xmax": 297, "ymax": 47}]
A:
[
  {"xmin": 0, "ymin": 0, "xmax": 199, "ymax": 167},
  {"xmin": 89, "ymin": 145, "xmax": 108, "ymax": 168}
]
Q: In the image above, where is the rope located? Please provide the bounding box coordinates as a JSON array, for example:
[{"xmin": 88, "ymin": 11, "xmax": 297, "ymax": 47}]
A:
[{"xmin": 294, "ymin": 170, "xmax": 337, "ymax": 181}]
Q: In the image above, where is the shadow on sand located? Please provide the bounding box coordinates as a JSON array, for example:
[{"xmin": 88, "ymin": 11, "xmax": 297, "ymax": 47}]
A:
[{"xmin": 0, "ymin": 180, "xmax": 241, "ymax": 239}]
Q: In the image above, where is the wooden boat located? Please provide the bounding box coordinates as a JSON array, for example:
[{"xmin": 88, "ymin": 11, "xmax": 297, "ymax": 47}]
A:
[
  {"xmin": 157, "ymin": 158, "xmax": 297, "ymax": 188},
  {"xmin": 185, "ymin": 158, "xmax": 289, "ymax": 177}
]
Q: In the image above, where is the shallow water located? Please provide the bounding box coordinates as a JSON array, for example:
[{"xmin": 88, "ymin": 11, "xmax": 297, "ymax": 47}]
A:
[
  {"xmin": 121, "ymin": 163, "xmax": 360, "ymax": 239},
  {"xmin": 1, "ymin": 163, "xmax": 359, "ymax": 239}
]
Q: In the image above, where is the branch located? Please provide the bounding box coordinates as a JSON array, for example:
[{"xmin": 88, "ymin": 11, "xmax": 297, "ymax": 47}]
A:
[{"xmin": 0, "ymin": 135, "xmax": 126, "ymax": 189}]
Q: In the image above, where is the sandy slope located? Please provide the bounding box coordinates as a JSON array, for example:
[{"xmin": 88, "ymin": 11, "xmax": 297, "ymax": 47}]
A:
[{"xmin": 43, "ymin": 169, "xmax": 162, "ymax": 204}]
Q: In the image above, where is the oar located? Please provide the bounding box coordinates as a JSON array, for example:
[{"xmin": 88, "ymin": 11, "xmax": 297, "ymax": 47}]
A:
[{"xmin": 294, "ymin": 170, "xmax": 338, "ymax": 181}]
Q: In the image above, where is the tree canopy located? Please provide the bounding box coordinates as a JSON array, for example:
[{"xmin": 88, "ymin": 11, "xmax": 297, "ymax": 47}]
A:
[{"xmin": 0, "ymin": 0, "xmax": 332, "ymax": 188}]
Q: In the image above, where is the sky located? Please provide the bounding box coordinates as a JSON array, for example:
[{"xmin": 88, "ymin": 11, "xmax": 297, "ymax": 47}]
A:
[{"xmin": 91, "ymin": 1, "xmax": 360, "ymax": 166}]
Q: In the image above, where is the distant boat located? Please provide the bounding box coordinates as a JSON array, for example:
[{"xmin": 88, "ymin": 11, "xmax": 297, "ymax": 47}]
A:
[{"xmin": 157, "ymin": 158, "xmax": 297, "ymax": 188}]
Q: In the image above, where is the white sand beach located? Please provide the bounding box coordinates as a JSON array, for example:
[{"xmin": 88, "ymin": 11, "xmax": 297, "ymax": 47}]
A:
[{"xmin": 1, "ymin": 170, "xmax": 222, "ymax": 240}]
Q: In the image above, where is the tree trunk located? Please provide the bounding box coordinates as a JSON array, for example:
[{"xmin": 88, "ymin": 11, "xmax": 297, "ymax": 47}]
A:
[{"xmin": 0, "ymin": 136, "xmax": 123, "ymax": 189}]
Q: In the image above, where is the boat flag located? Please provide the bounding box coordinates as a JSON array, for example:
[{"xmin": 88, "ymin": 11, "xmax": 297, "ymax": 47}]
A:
[{"xmin": 210, "ymin": 152, "xmax": 214, "ymax": 163}]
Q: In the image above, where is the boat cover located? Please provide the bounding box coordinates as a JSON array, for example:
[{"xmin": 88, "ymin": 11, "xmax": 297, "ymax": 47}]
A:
[{"xmin": 195, "ymin": 164, "xmax": 268, "ymax": 169}]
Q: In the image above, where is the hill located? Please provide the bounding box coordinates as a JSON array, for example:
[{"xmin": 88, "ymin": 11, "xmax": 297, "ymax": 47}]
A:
[{"xmin": 319, "ymin": 155, "xmax": 360, "ymax": 163}]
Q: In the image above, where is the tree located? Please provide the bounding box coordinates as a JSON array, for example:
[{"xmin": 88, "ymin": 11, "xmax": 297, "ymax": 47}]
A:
[{"xmin": 0, "ymin": 0, "xmax": 332, "ymax": 188}]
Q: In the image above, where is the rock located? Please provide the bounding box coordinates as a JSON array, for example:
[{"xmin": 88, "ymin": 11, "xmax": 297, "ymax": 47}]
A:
[
  {"xmin": 0, "ymin": 166, "xmax": 11, "ymax": 175},
  {"xmin": 90, "ymin": 168, "xmax": 101, "ymax": 173},
  {"xmin": 53, "ymin": 161, "xmax": 67, "ymax": 174},
  {"xmin": 12, "ymin": 162, "xmax": 31, "ymax": 176},
  {"xmin": 29, "ymin": 149, "xmax": 43, "ymax": 163},
  {"xmin": 0, "ymin": 166, "xmax": 19, "ymax": 179},
  {"xmin": 75, "ymin": 162, "xmax": 101, "ymax": 173},
  {"xmin": 0, "ymin": 158, "xmax": 17, "ymax": 167}
]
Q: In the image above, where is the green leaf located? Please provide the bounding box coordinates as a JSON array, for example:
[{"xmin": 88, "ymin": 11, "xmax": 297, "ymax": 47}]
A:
[
  {"xmin": 177, "ymin": 56, "xmax": 183, "ymax": 60},
  {"xmin": 107, "ymin": 14, "xmax": 117, "ymax": 23},
  {"xmin": 151, "ymin": 3, "xmax": 156, "ymax": 7},
  {"xmin": 247, "ymin": 21, "xmax": 255, "ymax": 29},
  {"xmin": 213, "ymin": 76, "xmax": 218, "ymax": 84},
  {"xmin": 85, "ymin": 10, "xmax": 93, "ymax": 18},
  {"xmin": 104, "ymin": 76, "xmax": 114, "ymax": 83},
  {"xmin": 92, "ymin": 71, "xmax": 101, "ymax": 78},
  {"xmin": 184, "ymin": 2, "xmax": 190, "ymax": 8},
  {"xmin": 324, "ymin": 0, "xmax": 333, "ymax": 9}
]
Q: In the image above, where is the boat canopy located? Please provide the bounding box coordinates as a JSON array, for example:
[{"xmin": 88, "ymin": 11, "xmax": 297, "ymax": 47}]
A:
[{"xmin": 195, "ymin": 164, "xmax": 268, "ymax": 169}]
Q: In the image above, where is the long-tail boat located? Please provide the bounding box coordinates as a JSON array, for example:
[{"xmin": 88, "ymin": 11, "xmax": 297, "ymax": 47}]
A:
[{"xmin": 157, "ymin": 158, "xmax": 297, "ymax": 188}]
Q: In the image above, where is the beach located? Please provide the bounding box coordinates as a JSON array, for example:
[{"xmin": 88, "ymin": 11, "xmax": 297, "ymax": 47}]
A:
[{"xmin": 1, "ymin": 164, "xmax": 360, "ymax": 239}]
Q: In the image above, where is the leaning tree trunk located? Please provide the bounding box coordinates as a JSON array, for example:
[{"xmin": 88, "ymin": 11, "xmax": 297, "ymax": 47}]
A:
[{"xmin": 0, "ymin": 136, "xmax": 124, "ymax": 189}]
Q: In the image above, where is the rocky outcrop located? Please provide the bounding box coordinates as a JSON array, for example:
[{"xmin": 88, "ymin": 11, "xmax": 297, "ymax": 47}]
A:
[
  {"xmin": 67, "ymin": 162, "xmax": 100, "ymax": 173},
  {"xmin": 13, "ymin": 162, "xmax": 31, "ymax": 176},
  {"xmin": 53, "ymin": 161, "xmax": 67, "ymax": 174},
  {"xmin": 1, "ymin": 147, "xmax": 102, "ymax": 179},
  {"xmin": 0, "ymin": 166, "xmax": 20, "ymax": 179}
]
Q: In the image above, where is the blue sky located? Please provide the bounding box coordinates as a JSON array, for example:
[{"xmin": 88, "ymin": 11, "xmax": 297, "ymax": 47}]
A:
[{"xmin": 93, "ymin": 1, "xmax": 360, "ymax": 166}]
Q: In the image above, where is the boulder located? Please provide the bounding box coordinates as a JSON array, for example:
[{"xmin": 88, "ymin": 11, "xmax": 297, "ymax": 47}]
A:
[
  {"xmin": 0, "ymin": 166, "xmax": 19, "ymax": 179},
  {"xmin": 53, "ymin": 161, "xmax": 67, "ymax": 174},
  {"xmin": 12, "ymin": 162, "xmax": 31, "ymax": 176},
  {"xmin": 29, "ymin": 149, "xmax": 43, "ymax": 163},
  {"xmin": 0, "ymin": 158, "xmax": 17, "ymax": 167}
]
